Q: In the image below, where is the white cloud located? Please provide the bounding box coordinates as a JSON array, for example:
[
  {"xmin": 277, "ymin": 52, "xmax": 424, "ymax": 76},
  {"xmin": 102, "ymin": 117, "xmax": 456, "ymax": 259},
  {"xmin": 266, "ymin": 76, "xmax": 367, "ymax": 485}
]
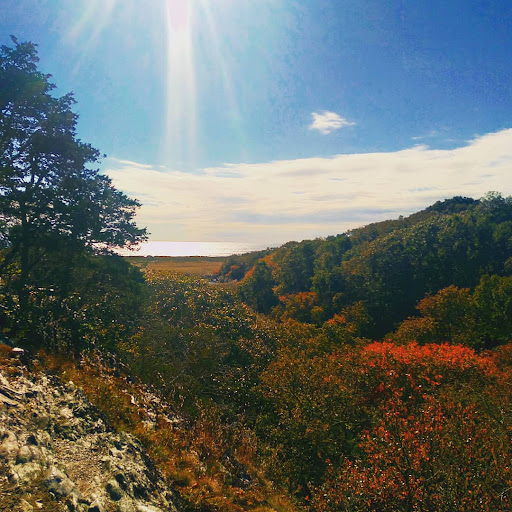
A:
[
  {"xmin": 105, "ymin": 128, "xmax": 512, "ymax": 245},
  {"xmin": 309, "ymin": 111, "xmax": 355, "ymax": 134}
]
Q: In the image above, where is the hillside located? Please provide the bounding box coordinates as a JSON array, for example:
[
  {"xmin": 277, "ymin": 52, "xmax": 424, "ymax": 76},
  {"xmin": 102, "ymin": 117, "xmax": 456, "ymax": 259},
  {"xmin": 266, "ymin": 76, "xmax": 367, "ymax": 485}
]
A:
[
  {"xmin": 222, "ymin": 193, "xmax": 512, "ymax": 340},
  {"xmin": 0, "ymin": 340, "xmax": 298, "ymax": 512},
  {"xmin": 0, "ymin": 345, "xmax": 179, "ymax": 512},
  {"xmin": 3, "ymin": 35, "xmax": 512, "ymax": 512},
  {"xmin": 2, "ymin": 194, "xmax": 512, "ymax": 512}
]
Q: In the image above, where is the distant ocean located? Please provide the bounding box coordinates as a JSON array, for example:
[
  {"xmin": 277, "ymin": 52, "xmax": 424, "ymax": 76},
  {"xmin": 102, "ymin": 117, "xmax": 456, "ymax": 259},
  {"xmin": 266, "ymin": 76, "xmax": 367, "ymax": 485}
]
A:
[{"xmin": 120, "ymin": 241, "xmax": 273, "ymax": 257}]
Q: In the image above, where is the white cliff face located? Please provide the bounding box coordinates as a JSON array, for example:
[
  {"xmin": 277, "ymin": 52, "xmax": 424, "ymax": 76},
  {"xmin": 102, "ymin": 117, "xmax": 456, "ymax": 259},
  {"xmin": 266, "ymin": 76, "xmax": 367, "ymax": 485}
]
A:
[{"xmin": 0, "ymin": 349, "xmax": 179, "ymax": 512}]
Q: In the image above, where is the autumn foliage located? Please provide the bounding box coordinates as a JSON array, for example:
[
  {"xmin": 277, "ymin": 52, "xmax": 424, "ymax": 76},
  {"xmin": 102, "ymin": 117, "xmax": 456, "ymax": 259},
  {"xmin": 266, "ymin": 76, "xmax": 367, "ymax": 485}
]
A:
[{"xmin": 311, "ymin": 342, "xmax": 512, "ymax": 512}]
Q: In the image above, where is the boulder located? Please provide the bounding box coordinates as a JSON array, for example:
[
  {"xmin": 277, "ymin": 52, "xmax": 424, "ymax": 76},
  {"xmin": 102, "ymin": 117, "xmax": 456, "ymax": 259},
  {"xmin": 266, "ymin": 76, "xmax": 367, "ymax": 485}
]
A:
[
  {"xmin": 45, "ymin": 466, "xmax": 78, "ymax": 497},
  {"xmin": 0, "ymin": 429, "xmax": 18, "ymax": 460}
]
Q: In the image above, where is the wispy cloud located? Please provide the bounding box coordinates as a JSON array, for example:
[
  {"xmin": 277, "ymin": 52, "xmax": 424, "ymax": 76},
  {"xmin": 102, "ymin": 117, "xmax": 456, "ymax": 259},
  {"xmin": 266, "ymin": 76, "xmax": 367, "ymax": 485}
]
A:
[
  {"xmin": 105, "ymin": 128, "xmax": 512, "ymax": 245},
  {"xmin": 309, "ymin": 111, "xmax": 355, "ymax": 134}
]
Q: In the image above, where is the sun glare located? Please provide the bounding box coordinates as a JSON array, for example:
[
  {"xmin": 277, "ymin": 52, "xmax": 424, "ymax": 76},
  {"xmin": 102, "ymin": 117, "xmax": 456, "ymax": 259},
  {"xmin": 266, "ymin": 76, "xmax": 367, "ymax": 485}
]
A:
[
  {"xmin": 63, "ymin": 0, "xmax": 252, "ymax": 170},
  {"xmin": 65, "ymin": 0, "xmax": 119, "ymax": 75},
  {"xmin": 167, "ymin": 0, "xmax": 191, "ymax": 30},
  {"xmin": 164, "ymin": 0, "xmax": 197, "ymax": 167}
]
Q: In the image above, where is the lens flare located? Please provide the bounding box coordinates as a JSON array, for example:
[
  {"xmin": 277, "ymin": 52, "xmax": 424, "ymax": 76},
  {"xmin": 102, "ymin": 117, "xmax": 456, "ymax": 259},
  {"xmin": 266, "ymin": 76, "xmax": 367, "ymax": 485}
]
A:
[
  {"xmin": 65, "ymin": 0, "xmax": 119, "ymax": 75},
  {"xmin": 198, "ymin": 0, "xmax": 246, "ymax": 157},
  {"xmin": 164, "ymin": 0, "xmax": 197, "ymax": 168}
]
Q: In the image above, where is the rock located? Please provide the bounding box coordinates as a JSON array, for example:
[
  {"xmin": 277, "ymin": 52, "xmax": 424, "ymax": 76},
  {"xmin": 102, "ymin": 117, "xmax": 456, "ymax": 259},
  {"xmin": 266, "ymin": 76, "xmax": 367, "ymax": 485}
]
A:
[
  {"xmin": 59, "ymin": 406, "xmax": 75, "ymax": 420},
  {"xmin": 65, "ymin": 492, "xmax": 81, "ymax": 511},
  {"xmin": 88, "ymin": 498, "xmax": 105, "ymax": 512},
  {"xmin": 132, "ymin": 481, "xmax": 149, "ymax": 499},
  {"xmin": 114, "ymin": 471, "xmax": 128, "ymax": 490},
  {"xmin": 0, "ymin": 393, "xmax": 18, "ymax": 406},
  {"xmin": 31, "ymin": 411, "xmax": 50, "ymax": 429},
  {"xmin": 0, "ymin": 366, "xmax": 180, "ymax": 512},
  {"xmin": 14, "ymin": 461, "xmax": 44, "ymax": 483},
  {"xmin": 16, "ymin": 444, "xmax": 34, "ymax": 463},
  {"xmin": 45, "ymin": 466, "xmax": 78, "ymax": 497},
  {"xmin": 27, "ymin": 433, "xmax": 38, "ymax": 445},
  {"xmin": 19, "ymin": 499, "xmax": 33, "ymax": 511},
  {"xmin": 0, "ymin": 429, "xmax": 18, "ymax": 459},
  {"xmin": 106, "ymin": 479, "xmax": 124, "ymax": 501},
  {"xmin": 135, "ymin": 504, "xmax": 163, "ymax": 512}
]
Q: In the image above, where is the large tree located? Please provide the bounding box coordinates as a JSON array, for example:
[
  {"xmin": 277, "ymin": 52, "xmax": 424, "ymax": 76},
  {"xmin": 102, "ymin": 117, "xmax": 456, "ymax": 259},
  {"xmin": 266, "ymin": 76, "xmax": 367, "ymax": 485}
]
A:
[{"xmin": 0, "ymin": 37, "xmax": 147, "ymax": 348}]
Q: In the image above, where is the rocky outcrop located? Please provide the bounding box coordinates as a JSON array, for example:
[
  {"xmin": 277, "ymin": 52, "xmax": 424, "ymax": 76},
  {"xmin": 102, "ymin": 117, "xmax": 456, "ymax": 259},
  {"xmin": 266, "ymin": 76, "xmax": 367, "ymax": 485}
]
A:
[{"xmin": 0, "ymin": 350, "xmax": 179, "ymax": 512}]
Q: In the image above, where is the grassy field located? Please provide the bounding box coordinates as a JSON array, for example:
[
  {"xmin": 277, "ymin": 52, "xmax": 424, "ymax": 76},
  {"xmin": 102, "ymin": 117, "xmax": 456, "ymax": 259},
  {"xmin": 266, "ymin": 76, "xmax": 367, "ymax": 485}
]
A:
[{"xmin": 125, "ymin": 256, "xmax": 225, "ymax": 277}]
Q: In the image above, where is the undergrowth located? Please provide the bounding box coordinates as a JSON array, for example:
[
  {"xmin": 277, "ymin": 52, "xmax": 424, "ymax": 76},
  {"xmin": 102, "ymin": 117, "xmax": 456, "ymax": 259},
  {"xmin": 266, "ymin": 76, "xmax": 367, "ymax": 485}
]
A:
[{"xmin": 39, "ymin": 352, "xmax": 298, "ymax": 512}]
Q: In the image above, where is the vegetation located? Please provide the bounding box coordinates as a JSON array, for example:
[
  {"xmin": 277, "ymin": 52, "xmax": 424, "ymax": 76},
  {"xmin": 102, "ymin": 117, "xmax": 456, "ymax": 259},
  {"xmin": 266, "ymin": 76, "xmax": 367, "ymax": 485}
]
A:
[
  {"xmin": 127, "ymin": 255, "xmax": 225, "ymax": 277},
  {"xmin": 220, "ymin": 193, "xmax": 512, "ymax": 339},
  {"xmin": 0, "ymin": 37, "xmax": 147, "ymax": 351},
  {"xmin": 2, "ymin": 38, "xmax": 512, "ymax": 512}
]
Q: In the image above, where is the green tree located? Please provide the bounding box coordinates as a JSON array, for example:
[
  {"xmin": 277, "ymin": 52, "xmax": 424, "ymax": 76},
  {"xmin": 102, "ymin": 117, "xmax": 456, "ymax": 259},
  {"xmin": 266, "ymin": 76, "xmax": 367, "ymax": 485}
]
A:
[
  {"xmin": 0, "ymin": 38, "xmax": 147, "ymax": 348},
  {"xmin": 473, "ymin": 274, "xmax": 512, "ymax": 348},
  {"xmin": 391, "ymin": 285, "xmax": 476, "ymax": 346},
  {"xmin": 238, "ymin": 260, "xmax": 278, "ymax": 313}
]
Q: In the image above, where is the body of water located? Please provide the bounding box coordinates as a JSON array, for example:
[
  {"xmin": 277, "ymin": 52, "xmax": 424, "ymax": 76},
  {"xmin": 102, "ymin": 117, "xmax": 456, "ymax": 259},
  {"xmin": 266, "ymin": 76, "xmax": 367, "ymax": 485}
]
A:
[{"xmin": 121, "ymin": 241, "xmax": 273, "ymax": 257}]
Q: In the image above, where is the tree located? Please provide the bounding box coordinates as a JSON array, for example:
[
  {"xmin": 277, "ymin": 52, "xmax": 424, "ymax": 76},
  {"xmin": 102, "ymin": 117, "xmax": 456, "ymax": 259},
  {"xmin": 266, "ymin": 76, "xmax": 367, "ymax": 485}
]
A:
[
  {"xmin": 391, "ymin": 285, "xmax": 476, "ymax": 346},
  {"xmin": 473, "ymin": 274, "xmax": 512, "ymax": 348},
  {"xmin": 238, "ymin": 260, "xmax": 278, "ymax": 314},
  {"xmin": 0, "ymin": 37, "xmax": 147, "ymax": 348}
]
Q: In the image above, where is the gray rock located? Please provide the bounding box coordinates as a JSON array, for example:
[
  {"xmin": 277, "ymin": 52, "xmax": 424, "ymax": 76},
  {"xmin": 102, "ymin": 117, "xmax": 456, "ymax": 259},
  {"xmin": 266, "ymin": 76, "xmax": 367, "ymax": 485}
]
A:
[
  {"xmin": 16, "ymin": 444, "xmax": 34, "ymax": 463},
  {"xmin": 19, "ymin": 499, "xmax": 34, "ymax": 511},
  {"xmin": 88, "ymin": 498, "xmax": 105, "ymax": 512},
  {"xmin": 100, "ymin": 455, "xmax": 112, "ymax": 471},
  {"xmin": 32, "ymin": 412, "xmax": 50, "ymax": 429},
  {"xmin": 0, "ymin": 429, "xmax": 18, "ymax": 459},
  {"xmin": 114, "ymin": 471, "xmax": 128, "ymax": 490},
  {"xmin": 106, "ymin": 479, "xmax": 124, "ymax": 501},
  {"xmin": 45, "ymin": 466, "xmax": 77, "ymax": 497},
  {"xmin": 14, "ymin": 461, "xmax": 44, "ymax": 483},
  {"xmin": 0, "ymin": 367, "xmax": 180, "ymax": 512},
  {"xmin": 135, "ymin": 504, "xmax": 163, "ymax": 512},
  {"xmin": 26, "ymin": 433, "xmax": 38, "ymax": 445},
  {"xmin": 65, "ymin": 492, "xmax": 81, "ymax": 511}
]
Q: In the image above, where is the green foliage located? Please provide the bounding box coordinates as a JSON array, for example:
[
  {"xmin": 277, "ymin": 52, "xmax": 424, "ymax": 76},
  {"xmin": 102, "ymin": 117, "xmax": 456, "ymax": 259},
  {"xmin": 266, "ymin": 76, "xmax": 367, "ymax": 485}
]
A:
[
  {"xmin": 273, "ymin": 240, "xmax": 318, "ymax": 294},
  {"xmin": 256, "ymin": 339, "xmax": 359, "ymax": 492},
  {"xmin": 0, "ymin": 38, "xmax": 146, "ymax": 351},
  {"xmin": 119, "ymin": 271, "xmax": 276, "ymax": 418},
  {"xmin": 472, "ymin": 274, "xmax": 512, "ymax": 347},
  {"xmin": 217, "ymin": 249, "xmax": 273, "ymax": 281},
  {"xmin": 238, "ymin": 260, "xmax": 279, "ymax": 314},
  {"xmin": 391, "ymin": 275, "xmax": 512, "ymax": 349},
  {"xmin": 391, "ymin": 285, "xmax": 476, "ymax": 346},
  {"xmin": 234, "ymin": 194, "xmax": 512, "ymax": 338}
]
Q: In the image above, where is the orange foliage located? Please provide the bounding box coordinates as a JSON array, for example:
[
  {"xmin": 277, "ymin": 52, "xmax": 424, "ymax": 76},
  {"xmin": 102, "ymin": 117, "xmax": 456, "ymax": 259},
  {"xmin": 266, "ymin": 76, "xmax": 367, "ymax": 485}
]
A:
[
  {"xmin": 312, "ymin": 341, "xmax": 512, "ymax": 511},
  {"xmin": 279, "ymin": 292, "xmax": 323, "ymax": 324}
]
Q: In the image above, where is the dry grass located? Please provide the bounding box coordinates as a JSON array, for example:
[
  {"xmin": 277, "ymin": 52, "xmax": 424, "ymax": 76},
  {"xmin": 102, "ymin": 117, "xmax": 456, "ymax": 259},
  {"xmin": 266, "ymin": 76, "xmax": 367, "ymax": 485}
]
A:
[
  {"xmin": 126, "ymin": 256, "xmax": 225, "ymax": 277},
  {"xmin": 39, "ymin": 353, "xmax": 299, "ymax": 512},
  {"xmin": 0, "ymin": 344, "xmax": 23, "ymax": 377}
]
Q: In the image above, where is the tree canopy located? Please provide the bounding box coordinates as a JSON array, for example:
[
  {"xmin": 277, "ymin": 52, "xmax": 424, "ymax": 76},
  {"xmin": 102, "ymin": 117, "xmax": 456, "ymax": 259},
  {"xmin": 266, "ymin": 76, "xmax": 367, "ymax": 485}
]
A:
[{"xmin": 0, "ymin": 37, "xmax": 147, "ymax": 348}]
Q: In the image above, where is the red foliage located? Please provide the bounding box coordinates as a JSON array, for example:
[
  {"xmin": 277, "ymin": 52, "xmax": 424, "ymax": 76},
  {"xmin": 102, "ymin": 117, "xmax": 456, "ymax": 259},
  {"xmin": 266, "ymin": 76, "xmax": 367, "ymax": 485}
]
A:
[{"xmin": 312, "ymin": 341, "xmax": 512, "ymax": 512}]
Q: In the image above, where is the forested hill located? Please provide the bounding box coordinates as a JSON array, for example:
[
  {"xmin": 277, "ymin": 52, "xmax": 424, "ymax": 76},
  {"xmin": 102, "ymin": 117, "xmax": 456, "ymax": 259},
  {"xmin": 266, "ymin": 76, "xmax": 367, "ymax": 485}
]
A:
[{"xmin": 219, "ymin": 193, "xmax": 512, "ymax": 343}]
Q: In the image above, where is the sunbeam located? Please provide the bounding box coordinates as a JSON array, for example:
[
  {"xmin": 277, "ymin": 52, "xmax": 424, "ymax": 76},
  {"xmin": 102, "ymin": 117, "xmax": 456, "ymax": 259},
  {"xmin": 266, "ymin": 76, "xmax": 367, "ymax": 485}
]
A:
[
  {"xmin": 64, "ymin": 0, "xmax": 120, "ymax": 76},
  {"xmin": 164, "ymin": 0, "xmax": 198, "ymax": 168},
  {"xmin": 198, "ymin": 0, "xmax": 246, "ymax": 158}
]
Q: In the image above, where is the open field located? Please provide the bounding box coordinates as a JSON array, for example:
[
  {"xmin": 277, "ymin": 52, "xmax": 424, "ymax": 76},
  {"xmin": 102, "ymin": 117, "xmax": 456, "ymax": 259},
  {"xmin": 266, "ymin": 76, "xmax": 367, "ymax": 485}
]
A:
[{"xmin": 125, "ymin": 256, "xmax": 225, "ymax": 276}]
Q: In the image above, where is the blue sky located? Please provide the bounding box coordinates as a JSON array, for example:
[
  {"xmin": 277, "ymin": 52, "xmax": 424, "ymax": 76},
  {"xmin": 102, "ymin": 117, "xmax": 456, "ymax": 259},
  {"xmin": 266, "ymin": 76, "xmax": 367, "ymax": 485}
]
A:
[{"xmin": 2, "ymin": 0, "xmax": 512, "ymax": 245}]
